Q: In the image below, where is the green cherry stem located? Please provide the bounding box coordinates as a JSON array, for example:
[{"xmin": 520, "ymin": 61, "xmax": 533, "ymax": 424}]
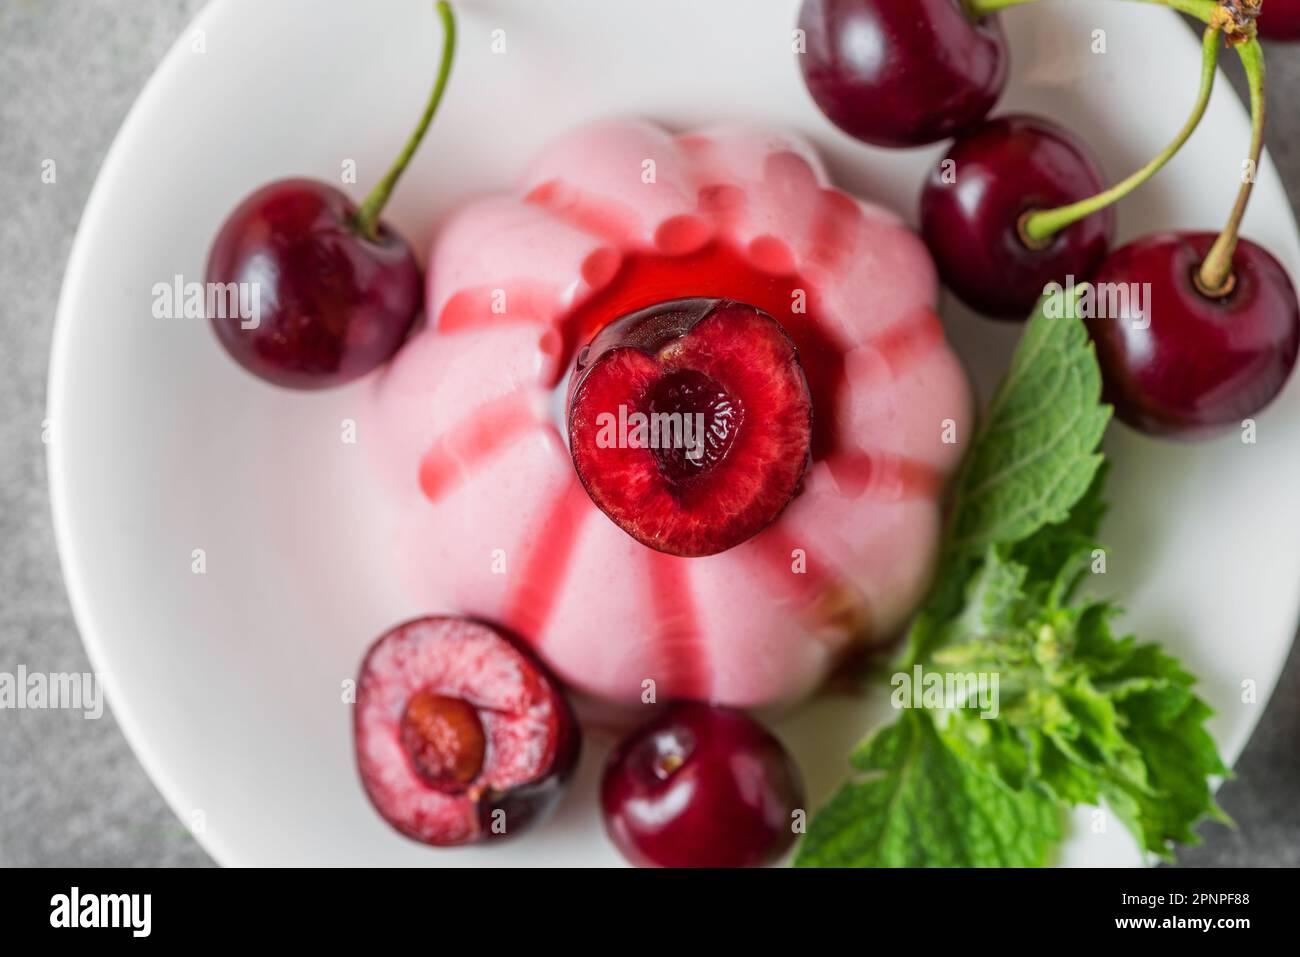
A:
[
  {"xmin": 1197, "ymin": 35, "xmax": 1266, "ymax": 295},
  {"xmin": 1019, "ymin": 25, "xmax": 1221, "ymax": 246},
  {"xmin": 961, "ymin": 0, "xmax": 1037, "ymax": 14},
  {"xmin": 353, "ymin": 1, "xmax": 457, "ymax": 241},
  {"xmin": 964, "ymin": 0, "xmax": 1220, "ymax": 21}
]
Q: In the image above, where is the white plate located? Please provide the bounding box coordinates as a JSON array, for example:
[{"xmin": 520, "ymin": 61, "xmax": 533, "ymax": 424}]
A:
[{"xmin": 49, "ymin": 0, "xmax": 1300, "ymax": 867}]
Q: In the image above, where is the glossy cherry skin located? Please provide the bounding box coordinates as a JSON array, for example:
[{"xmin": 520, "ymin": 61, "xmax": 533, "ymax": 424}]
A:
[
  {"xmin": 798, "ymin": 0, "xmax": 1008, "ymax": 148},
  {"xmin": 921, "ymin": 115, "xmax": 1115, "ymax": 320},
  {"xmin": 207, "ymin": 178, "xmax": 422, "ymax": 389},
  {"xmin": 601, "ymin": 703, "xmax": 805, "ymax": 868},
  {"xmin": 1258, "ymin": 0, "xmax": 1300, "ymax": 41},
  {"xmin": 1087, "ymin": 232, "xmax": 1300, "ymax": 438}
]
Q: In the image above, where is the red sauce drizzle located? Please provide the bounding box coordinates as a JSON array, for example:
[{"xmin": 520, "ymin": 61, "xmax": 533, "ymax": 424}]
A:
[
  {"xmin": 500, "ymin": 477, "xmax": 593, "ymax": 644},
  {"xmin": 418, "ymin": 180, "xmax": 947, "ymax": 682},
  {"xmin": 644, "ymin": 549, "xmax": 707, "ymax": 699},
  {"xmin": 418, "ymin": 392, "xmax": 537, "ymax": 503},
  {"xmin": 552, "ymin": 240, "xmax": 848, "ymax": 462}
]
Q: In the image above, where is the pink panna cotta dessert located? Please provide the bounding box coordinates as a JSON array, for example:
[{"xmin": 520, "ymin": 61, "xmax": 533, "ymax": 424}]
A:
[{"xmin": 368, "ymin": 119, "xmax": 972, "ymax": 709}]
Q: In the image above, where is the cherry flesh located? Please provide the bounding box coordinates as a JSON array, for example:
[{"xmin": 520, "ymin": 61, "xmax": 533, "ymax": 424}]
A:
[
  {"xmin": 207, "ymin": 179, "xmax": 421, "ymax": 389},
  {"xmin": 798, "ymin": 0, "xmax": 1008, "ymax": 148},
  {"xmin": 920, "ymin": 114, "xmax": 1115, "ymax": 320},
  {"xmin": 1087, "ymin": 232, "xmax": 1300, "ymax": 438},
  {"xmin": 354, "ymin": 617, "xmax": 580, "ymax": 846},
  {"xmin": 601, "ymin": 702, "xmax": 805, "ymax": 868},
  {"xmin": 568, "ymin": 298, "xmax": 813, "ymax": 558}
]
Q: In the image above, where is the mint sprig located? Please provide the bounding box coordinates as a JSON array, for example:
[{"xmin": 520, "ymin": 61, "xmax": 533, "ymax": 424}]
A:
[
  {"xmin": 795, "ymin": 293, "xmax": 1228, "ymax": 868},
  {"xmin": 795, "ymin": 710, "xmax": 1062, "ymax": 868},
  {"xmin": 945, "ymin": 285, "xmax": 1110, "ymax": 557}
]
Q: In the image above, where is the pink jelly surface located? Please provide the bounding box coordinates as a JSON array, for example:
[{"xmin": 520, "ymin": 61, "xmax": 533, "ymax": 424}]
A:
[{"xmin": 369, "ymin": 119, "xmax": 972, "ymax": 708}]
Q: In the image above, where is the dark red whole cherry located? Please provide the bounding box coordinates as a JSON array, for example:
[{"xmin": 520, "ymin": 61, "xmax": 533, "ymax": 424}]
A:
[
  {"xmin": 207, "ymin": 181, "xmax": 422, "ymax": 389},
  {"xmin": 797, "ymin": 0, "xmax": 1008, "ymax": 148},
  {"xmin": 207, "ymin": 2, "xmax": 456, "ymax": 389},
  {"xmin": 1087, "ymin": 232, "xmax": 1300, "ymax": 438},
  {"xmin": 920, "ymin": 115, "xmax": 1115, "ymax": 320},
  {"xmin": 601, "ymin": 702, "xmax": 805, "ymax": 868},
  {"xmin": 1258, "ymin": 0, "xmax": 1300, "ymax": 40}
]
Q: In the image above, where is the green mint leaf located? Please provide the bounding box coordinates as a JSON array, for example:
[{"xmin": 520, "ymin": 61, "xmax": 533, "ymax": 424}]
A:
[
  {"xmin": 794, "ymin": 710, "xmax": 1061, "ymax": 867},
  {"xmin": 1108, "ymin": 691, "xmax": 1230, "ymax": 855},
  {"xmin": 802, "ymin": 305, "xmax": 1227, "ymax": 867},
  {"xmin": 945, "ymin": 293, "xmax": 1110, "ymax": 557},
  {"xmin": 931, "ymin": 589, "xmax": 1229, "ymax": 859},
  {"xmin": 1075, "ymin": 606, "xmax": 1232, "ymax": 855},
  {"xmin": 1010, "ymin": 461, "xmax": 1110, "ymax": 591},
  {"xmin": 905, "ymin": 546, "xmax": 1025, "ymax": 665}
]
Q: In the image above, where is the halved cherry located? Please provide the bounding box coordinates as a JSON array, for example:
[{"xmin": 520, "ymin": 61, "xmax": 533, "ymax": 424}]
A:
[
  {"xmin": 567, "ymin": 298, "xmax": 813, "ymax": 557},
  {"xmin": 353, "ymin": 617, "xmax": 580, "ymax": 846}
]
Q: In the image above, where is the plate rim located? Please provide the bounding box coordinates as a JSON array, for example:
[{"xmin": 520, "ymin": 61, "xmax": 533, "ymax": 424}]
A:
[
  {"xmin": 46, "ymin": 0, "xmax": 1300, "ymax": 867},
  {"xmin": 46, "ymin": 0, "xmax": 237, "ymax": 867}
]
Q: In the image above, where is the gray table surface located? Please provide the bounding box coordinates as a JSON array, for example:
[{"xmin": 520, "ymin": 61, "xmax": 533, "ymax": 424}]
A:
[{"xmin": 2, "ymin": 0, "xmax": 1299, "ymax": 868}]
